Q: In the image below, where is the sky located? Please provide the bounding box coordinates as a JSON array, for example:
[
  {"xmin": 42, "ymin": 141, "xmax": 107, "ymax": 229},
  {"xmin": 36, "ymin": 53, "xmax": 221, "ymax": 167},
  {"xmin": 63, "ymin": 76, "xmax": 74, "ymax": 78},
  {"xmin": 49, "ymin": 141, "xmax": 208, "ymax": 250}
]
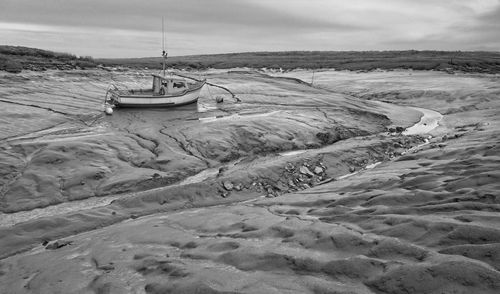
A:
[{"xmin": 1, "ymin": 0, "xmax": 499, "ymax": 58}]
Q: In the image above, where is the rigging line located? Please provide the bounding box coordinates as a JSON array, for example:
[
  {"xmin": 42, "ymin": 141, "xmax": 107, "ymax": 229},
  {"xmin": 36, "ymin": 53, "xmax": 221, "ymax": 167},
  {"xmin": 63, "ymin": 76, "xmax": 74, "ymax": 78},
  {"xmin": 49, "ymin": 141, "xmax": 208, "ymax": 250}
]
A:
[
  {"xmin": 162, "ymin": 17, "xmax": 165, "ymax": 53},
  {"xmin": 162, "ymin": 16, "xmax": 166, "ymax": 75},
  {"xmin": 206, "ymin": 83, "xmax": 213, "ymax": 99}
]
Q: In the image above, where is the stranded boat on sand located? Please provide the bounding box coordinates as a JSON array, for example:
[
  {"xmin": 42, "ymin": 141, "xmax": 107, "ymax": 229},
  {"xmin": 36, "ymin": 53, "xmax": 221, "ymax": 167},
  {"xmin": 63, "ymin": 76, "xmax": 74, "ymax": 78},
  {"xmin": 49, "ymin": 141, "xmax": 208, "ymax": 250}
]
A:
[
  {"xmin": 105, "ymin": 74, "xmax": 206, "ymax": 108},
  {"xmin": 103, "ymin": 17, "xmax": 206, "ymax": 113}
]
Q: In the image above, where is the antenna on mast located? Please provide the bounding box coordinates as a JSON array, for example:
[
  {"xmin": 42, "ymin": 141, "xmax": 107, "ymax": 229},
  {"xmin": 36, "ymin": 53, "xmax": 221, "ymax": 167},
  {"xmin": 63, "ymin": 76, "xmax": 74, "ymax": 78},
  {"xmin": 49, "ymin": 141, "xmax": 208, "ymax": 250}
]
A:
[{"xmin": 162, "ymin": 16, "xmax": 167, "ymax": 75}]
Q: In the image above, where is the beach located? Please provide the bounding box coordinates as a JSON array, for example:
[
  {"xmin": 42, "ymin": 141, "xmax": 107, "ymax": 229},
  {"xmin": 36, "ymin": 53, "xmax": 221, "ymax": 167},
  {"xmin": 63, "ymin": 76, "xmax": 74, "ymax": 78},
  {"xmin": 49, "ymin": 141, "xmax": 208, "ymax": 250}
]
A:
[{"xmin": 0, "ymin": 69, "xmax": 499, "ymax": 293}]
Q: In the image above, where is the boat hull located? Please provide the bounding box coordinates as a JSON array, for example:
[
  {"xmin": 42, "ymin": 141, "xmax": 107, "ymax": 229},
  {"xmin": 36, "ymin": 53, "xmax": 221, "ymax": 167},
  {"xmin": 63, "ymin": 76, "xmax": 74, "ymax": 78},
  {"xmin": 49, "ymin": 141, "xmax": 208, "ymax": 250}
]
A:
[{"xmin": 111, "ymin": 81, "xmax": 205, "ymax": 108}]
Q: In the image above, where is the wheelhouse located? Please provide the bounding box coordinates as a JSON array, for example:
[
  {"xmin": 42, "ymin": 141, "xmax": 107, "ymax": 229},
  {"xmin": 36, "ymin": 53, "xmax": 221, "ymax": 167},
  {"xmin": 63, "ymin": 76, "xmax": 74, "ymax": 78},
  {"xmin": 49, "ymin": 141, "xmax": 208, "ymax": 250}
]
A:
[{"xmin": 152, "ymin": 74, "xmax": 188, "ymax": 95}]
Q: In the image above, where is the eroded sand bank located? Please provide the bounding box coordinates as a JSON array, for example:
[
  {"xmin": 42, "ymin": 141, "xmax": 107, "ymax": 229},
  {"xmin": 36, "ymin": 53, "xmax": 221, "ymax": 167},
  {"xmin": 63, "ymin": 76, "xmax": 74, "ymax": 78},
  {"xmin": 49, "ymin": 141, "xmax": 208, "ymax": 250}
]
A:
[{"xmin": 1, "ymin": 69, "xmax": 499, "ymax": 293}]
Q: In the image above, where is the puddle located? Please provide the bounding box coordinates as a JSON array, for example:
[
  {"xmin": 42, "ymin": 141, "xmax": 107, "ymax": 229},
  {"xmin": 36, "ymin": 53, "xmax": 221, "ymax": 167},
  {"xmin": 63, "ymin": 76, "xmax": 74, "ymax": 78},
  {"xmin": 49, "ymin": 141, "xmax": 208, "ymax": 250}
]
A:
[
  {"xmin": 0, "ymin": 195, "xmax": 123, "ymax": 227},
  {"xmin": 197, "ymin": 103, "xmax": 218, "ymax": 113},
  {"xmin": 337, "ymin": 171, "xmax": 358, "ymax": 180},
  {"xmin": 403, "ymin": 107, "xmax": 443, "ymax": 135},
  {"xmin": 401, "ymin": 137, "xmax": 431, "ymax": 155},
  {"xmin": 329, "ymin": 107, "xmax": 442, "ymax": 182},
  {"xmin": 199, "ymin": 111, "xmax": 279, "ymax": 122},
  {"xmin": 280, "ymin": 150, "xmax": 307, "ymax": 156},
  {"xmin": 177, "ymin": 168, "xmax": 220, "ymax": 185},
  {"xmin": 365, "ymin": 162, "xmax": 382, "ymax": 169}
]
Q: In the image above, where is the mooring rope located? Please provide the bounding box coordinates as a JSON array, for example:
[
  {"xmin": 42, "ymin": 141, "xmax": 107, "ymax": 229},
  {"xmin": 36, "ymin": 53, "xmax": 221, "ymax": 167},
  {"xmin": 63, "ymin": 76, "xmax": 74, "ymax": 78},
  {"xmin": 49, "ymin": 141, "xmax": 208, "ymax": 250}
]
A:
[{"xmin": 172, "ymin": 72, "xmax": 241, "ymax": 102}]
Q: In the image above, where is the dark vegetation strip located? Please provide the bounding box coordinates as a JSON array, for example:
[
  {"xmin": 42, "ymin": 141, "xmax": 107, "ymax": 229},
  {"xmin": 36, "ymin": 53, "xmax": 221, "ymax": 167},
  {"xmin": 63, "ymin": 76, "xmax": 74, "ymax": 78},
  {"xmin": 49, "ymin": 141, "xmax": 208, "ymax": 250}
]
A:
[
  {"xmin": 1, "ymin": 45, "xmax": 500, "ymax": 73},
  {"xmin": 0, "ymin": 45, "xmax": 96, "ymax": 73},
  {"xmin": 99, "ymin": 50, "xmax": 500, "ymax": 73}
]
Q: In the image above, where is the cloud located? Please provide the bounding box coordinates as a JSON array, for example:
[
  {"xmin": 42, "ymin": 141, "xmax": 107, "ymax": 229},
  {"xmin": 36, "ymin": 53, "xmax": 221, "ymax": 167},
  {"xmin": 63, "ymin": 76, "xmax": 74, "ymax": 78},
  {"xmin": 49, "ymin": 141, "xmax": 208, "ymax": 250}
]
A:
[
  {"xmin": 0, "ymin": 0, "xmax": 499, "ymax": 57},
  {"xmin": 444, "ymin": 5, "xmax": 500, "ymax": 50},
  {"xmin": 0, "ymin": 0, "xmax": 359, "ymax": 33}
]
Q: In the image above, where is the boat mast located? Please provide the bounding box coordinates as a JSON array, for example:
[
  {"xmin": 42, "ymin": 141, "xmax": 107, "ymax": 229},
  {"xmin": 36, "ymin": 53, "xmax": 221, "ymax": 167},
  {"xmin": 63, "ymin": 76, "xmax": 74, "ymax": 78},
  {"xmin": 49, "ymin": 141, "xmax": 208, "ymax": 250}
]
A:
[{"xmin": 162, "ymin": 16, "xmax": 167, "ymax": 76}]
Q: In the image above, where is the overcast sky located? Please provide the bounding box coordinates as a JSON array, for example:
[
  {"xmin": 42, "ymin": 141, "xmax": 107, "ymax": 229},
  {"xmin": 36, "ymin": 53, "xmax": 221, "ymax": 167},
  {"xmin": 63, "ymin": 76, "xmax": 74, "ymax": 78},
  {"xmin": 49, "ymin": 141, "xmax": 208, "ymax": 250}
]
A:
[{"xmin": 1, "ymin": 0, "xmax": 499, "ymax": 58}]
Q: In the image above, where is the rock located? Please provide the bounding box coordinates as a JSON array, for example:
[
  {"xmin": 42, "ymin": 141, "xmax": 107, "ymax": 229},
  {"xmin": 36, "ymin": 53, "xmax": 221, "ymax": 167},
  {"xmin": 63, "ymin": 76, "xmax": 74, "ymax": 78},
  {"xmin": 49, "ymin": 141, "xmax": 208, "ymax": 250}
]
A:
[
  {"xmin": 98, "ymin": 264, "xmax": 115, "ymax": 271},
  {"xmin": 218, "ymin": 167, "xmax": 227, "ymax": 177},
  {"xmin": 272, "ymin": 181, "xmax": 283, "ymax": 191},
  {"xmin": 266, "ymin": 188, "xmax": 275, "ymax": 197},
  {"xmin": 223, "ymin": 181, "xmax": 234, "ymax": 191},
  {"xmin": 349, "ymin": 166, "xmax": 356, "ymax": 173},
  {"xmin": 45, "ymin": 240, "xmax": 72, "ymax": 250},
  {"xmin": 265, "ymin": 186, "xmax": 280, "ymax": 197},
  {"xmin": 94, "ymin": 171, "xmax": 105, "ymax": 180},
  {"xmin": 299, "ymin": 166, "xmax": 315, "ymax": 177},
  {"xmin": 395, "ymin": 126, "xmax": 405, "ymax": 133},
  {"xmin": 131, "ymin": 214, "xmax": 139, "ymax": 219},
  {"xmin": 285, "ymin": 163, "xmax": 295, "ymax": 172},
  {"xmin": 234, "ymin": 183, "xmax": 243, "ymax": 191},
  {"xmin": 313, "ymin": 166, "xmax": 324, "ymax": 174},
  {"xmin": 215, "ymin": 96, "xmax": 224, "ymax": 103},
  {"xmin": 316, "ymin": 132, "xmax": 339, "ymax": 144},
  {"xmin": 305, "ymin": 142, "xmax": 321, "ymax": 148}
]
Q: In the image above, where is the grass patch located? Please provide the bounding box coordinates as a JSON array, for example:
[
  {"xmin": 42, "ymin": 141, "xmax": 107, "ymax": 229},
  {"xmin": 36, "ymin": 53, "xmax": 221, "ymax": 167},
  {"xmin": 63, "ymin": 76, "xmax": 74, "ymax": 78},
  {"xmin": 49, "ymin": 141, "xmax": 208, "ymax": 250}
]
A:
[
  {"xmin": 0, "ymin": 45, "xmax": 97, "ymax": 72},
  {"xmin": 1, "ymin": 45, "xmax": 499, "ymax": 74},
  {"xmin": 98, "ymin": 50, "xmax": 500, "ymax": 73}
]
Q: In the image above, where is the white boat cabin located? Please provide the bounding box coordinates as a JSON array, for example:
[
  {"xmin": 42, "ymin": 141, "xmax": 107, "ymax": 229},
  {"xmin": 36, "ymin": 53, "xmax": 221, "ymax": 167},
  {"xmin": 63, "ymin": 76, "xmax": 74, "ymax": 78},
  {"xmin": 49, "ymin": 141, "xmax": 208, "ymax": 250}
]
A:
[{"xmin": 152, "ymin": 74, "xmax": 188, "ymax": 95}]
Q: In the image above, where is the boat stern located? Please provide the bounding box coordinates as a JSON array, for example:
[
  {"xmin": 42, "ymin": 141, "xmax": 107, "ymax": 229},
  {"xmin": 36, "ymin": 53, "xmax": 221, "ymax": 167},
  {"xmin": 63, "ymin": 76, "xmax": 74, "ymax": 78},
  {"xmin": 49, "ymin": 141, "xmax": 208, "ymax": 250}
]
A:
[{"xmin": 104, "ymin": 85, "xmax": 120, "ymax": 108}]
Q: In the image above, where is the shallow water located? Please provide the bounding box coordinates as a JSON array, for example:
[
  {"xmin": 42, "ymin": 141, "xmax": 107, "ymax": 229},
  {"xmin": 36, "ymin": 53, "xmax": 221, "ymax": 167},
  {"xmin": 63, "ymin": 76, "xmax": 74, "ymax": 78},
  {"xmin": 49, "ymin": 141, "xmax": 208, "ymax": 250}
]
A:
[{"xmin": 403, "ymin": 107, "xmax": 443, "ymax": 135}]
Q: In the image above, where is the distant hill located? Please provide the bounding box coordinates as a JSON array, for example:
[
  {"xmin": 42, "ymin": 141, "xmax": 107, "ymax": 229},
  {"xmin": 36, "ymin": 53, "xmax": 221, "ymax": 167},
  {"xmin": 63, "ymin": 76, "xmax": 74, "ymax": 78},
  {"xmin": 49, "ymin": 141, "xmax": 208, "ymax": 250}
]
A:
[
  {"xmin": 1, "ymin": 45, "xmax": 500, "ymax": 74},
  {"xmin": 98, "ymin": 51, "xmax": 500, "ymax": 73},
  {"xmin": 0, "ymin": 45, "xmax": 97, "ymax": 73}
]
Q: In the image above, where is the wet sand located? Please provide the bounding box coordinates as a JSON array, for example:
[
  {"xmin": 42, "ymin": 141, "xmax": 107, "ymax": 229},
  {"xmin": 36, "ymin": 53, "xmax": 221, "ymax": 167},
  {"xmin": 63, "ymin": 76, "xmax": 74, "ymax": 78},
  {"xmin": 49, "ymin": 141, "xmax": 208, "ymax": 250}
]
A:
[{"xmin": 0, "ymin": 69, "xmax": 499, "ymax": 293}]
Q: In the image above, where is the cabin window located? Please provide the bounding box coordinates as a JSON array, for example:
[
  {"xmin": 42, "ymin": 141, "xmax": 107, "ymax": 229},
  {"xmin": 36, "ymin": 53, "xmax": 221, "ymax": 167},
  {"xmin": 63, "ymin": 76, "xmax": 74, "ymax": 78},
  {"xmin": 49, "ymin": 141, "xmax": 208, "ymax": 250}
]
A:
[{"xmin": 173, "ymin": 82, "xmax": 185, "ymax": 88}]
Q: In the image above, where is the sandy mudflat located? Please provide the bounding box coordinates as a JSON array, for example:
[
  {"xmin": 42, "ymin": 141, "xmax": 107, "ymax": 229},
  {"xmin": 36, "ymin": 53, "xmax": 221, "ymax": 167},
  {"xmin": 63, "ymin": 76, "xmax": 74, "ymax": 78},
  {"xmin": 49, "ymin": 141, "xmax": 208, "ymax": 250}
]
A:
[{"xmin": 0, "ymin": 69, "xmax": 499, "ymax": 293}]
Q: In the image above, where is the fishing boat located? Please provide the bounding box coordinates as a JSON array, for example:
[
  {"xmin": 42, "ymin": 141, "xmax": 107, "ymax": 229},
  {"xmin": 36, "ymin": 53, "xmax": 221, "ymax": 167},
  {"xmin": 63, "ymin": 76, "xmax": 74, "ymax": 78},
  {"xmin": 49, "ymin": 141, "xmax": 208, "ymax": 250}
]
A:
[
  {"xmin": 104, "ymin": 74, "xmax": 205, "ymax": 108},
  {"xmin": 103, "ymin": 18, "xmax": 205, "ymax": 112}
]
